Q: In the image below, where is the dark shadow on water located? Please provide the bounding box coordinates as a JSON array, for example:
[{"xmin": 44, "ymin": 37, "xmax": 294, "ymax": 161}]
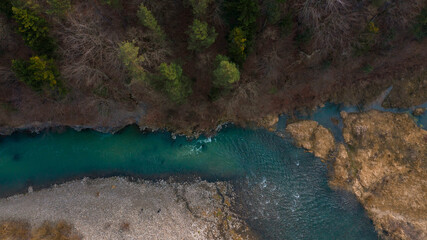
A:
[{"xmin": 12, "ymin": 153, "xmax": 20, "ymax": 162}]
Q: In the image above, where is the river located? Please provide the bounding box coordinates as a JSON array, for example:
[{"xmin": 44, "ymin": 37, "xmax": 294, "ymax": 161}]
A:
[{"xmin": 1, "ymin": 102, "xmax": 426, "ymax": 239}]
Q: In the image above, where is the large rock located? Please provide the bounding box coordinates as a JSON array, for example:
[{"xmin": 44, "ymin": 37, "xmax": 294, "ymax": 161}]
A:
[
  {"xmin": 286, "ymin": 111, "xmax": 427, "ymax": 239},
  {"xmin": 333, "ymin": 111, "xmax": 427, "ymax": 240},
  {"xmin": 285, "ymin": 120, "xmax": 335, "ymax": 159},
  {"xmin": 258, "ymin": 114, "xmax": 279, "ymax": 132}
]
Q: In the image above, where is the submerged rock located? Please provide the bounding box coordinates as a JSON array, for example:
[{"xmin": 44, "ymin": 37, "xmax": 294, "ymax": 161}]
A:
[
  {"xmin": 285, "ymin": 120, "xmax": 335, "ymax": 160},
  {"xmin": 0, "ymin": 177, "xmax": 257, "ymax": 240},
  {"xmin": 413, "ymin": 108, "xmax": 425, "ymax": 116},
  {"xmin": 287, "ymin": 111, "xmax": 427, "ymax": 239}
]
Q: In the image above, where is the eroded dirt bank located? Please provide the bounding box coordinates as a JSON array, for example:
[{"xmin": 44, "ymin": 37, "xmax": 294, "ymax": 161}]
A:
[
  {"xmin": 286, "ymin": 110, "xmax": 427, "ymax": 240},
  {"xmin": 0, "ymin": 177, "xmax": 257, "ymax": 240}
]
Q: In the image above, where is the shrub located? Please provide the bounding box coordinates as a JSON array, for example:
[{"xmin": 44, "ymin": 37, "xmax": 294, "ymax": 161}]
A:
[
  {"xmin": 262, "ymin": 0, "xmax": 281, "ymax": 24},
  {"xmin": 0, "ymin": 0, "xmax": 13, "ymax": 18},
  {"xmin": 101, "ymin": 0, "xmax": 122, "ymax": 9},
  {"xmin": 12, "ymin": 7, "xmax": 55, "ymax": 56},
  {"xmin": 237, "ymin": 0, "xmax": 259, "ymax": 50},
  {"xmin": 212, "ymin": 54, "xmax": 240, "ymax": 88},
  {"xmin": 224, "ymin": 0, "xmax": 259, "ymax": 65},
  {"xmin": 294, "ymin": 27, "xmax": 312, "ymax": 45},
  {"xmin": 46, "ymin": 0, "xmax": 71, "ymax": 16},
  {"xmin": 412, "ymin": 7, "xmax": 427, "ymax": 41},
  {"xmin": 237, "ymin": 0, "xmax": 258, "ymax": 29},
  {"xmin": 362, "ymin": 64, "xmax": 373, "ymax": 73},
  {"xmin": 12, "ymin": 55, "xmax": 61, "ymax": 91},
  {"xmin": 228, "ymin": 27, "xmax": 247, "ymax": 65},
  {"xmin": 225, "ymin": 0, "xmax": 259, "ymax": 32},
  {"xmin": 353, "ymin": 21, "xmax": 380, "ymax": 56},
  {"xmin": 187, "ymin": 19, "xmax": 217, "ymax": 51},
  {"xmin": 279, "ymin": 12, "xmax": 294, "ymax": 36},
  {"xmin": 158, "ymin": 63, "xmax": 192, "ymax": 103},
  {"xmin": 118, "ymin": 41, "xmax": 146, "ymax": 82},
  {"xmin": 137, "ymin": 4, "xmax": 164, "ymax": 40},
  {"xmin": 367, "ymin": 22, "xmax": 380, "ymax": 34},
  {"xmin": 371, "ymin": 0, "xmax": 386, "ymax": 8},
  {"xmin": 187, "ymin": 0, "xmax": 213, "ymax": 18}
]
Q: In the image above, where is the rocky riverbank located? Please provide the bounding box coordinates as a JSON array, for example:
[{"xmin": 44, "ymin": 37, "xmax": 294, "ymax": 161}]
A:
[
  {"xmin": 0, "ymin": 177, "xmax": 257, "ymax": 240},
  {"xmin": 286, "ymin": 110, "xmax": 427, "ymax": 240}
]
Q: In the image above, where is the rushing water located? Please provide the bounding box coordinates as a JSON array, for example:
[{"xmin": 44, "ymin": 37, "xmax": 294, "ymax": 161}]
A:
[{"xmin": 0, "ymin": 103, "xmax": 426, "ymax": 239}]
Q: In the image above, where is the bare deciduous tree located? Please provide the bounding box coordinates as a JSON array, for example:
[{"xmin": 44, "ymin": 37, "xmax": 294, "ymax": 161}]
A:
[
  {"xmin": 55, "ymin": 2, "xmax": 125, "ymax": 89},
  {"xmin": 294, "ymin": 0, "xmax": 366, "ymax": 54}
]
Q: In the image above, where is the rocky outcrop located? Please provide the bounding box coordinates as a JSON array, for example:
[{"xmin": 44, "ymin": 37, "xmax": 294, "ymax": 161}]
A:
[
  {"xmin": 333, "ymin": 111, "xmax": 427, "ymax": 240},
  {"xmin": 0, "ymin": 177, "xmax": 257, "ymax": 240},
  {"xmin": 287, "ymin": 111, "xmax": 427, "ymax": 240},
  {"xmin": 257, "ymin": 114, "xmax": 279, "ymax": 132},
  {"xmin": 285, "ymin": 120, "xmax": 335, "ymax": 159}
]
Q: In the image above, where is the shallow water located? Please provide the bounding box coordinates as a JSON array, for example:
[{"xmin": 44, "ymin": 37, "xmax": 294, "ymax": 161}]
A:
[{"xmin": 1, "ymin": 103, "xmax": 426, "ymax": 239}]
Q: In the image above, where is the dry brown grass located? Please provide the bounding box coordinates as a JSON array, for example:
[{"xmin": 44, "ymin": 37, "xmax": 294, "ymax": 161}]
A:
[
  {"xmin": 0, "ymin": 220, "xmax": 31, "ymax": 240},
  {"xmin": 54, "ymin": 1, "xmax": 125, "ymax": 89},
  {"xmin": 31, "ymin": 221, "xmax": 81, "ymax": 240},
  {"xmin": 1, "ymin": 220, "xmax": 81, "ymax": 240},
  {"xmin": 294, "ymin": 0, "xmax": 366, "ymax": 54}
]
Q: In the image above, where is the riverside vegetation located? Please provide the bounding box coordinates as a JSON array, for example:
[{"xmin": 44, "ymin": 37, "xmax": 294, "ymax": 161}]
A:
[{"xmin": 0, "ymin": 0, "xmax": 426, "ymax": 134}]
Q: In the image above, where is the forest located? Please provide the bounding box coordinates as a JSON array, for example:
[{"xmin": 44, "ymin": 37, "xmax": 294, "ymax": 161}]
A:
[{"xmin": 0, "ymin": 0, "xmax": 426, "ymax": 134}]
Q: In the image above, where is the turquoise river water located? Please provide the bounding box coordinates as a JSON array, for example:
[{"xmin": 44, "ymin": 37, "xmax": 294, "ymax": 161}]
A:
[{"xmin": 0, "ymin": 102, "xmax": 426, "ymax": 239}]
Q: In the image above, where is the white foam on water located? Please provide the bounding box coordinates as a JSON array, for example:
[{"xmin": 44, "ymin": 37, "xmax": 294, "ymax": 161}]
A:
[
  {"xmin": 260, "ymin": 177, "xmax": 267, "ymax": 188},
  {"xmin": 197, "ymin": 137, "xmax": 212, "ymax": 144}
]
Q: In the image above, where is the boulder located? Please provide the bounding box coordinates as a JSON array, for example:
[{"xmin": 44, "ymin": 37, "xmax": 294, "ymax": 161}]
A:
[{"xmin": 285, "ymin": 120, "xmax": 335, "ymax": 160}]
